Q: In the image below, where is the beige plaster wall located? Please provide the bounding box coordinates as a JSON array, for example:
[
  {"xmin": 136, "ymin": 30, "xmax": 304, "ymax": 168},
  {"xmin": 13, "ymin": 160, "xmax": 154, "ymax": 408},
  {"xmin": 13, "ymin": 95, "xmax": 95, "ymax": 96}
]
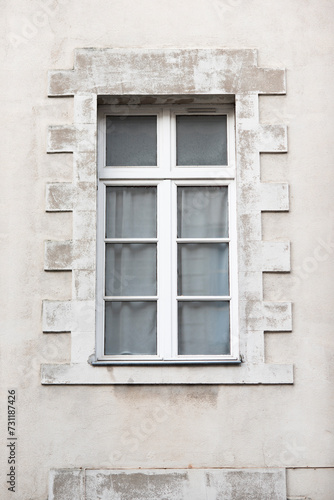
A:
[{"xmin": 1, "ymin": 0, "xmax": 334, "ymax": 498}]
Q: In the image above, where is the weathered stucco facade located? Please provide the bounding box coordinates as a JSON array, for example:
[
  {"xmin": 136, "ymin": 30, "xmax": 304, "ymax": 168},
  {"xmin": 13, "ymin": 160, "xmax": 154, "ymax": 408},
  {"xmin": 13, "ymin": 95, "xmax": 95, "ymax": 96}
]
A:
[{"xmin": 1, "ymin": 1, "xmax": 334, "ymax": 499}]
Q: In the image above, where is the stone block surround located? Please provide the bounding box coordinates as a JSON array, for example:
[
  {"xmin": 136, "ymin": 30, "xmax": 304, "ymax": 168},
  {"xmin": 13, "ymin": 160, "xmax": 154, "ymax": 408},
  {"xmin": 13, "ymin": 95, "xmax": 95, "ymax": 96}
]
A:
[{"xmin": 42, "ymin": 48, "xmax": 292, "ymax": 385}]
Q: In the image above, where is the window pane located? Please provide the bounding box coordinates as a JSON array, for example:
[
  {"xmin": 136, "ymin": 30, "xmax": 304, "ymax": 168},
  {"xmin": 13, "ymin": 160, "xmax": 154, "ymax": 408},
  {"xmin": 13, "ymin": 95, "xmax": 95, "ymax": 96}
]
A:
[
  {"xmin": 106, "ymin": 244, "xmax": 156, "ymax": 296},
  {"xmin": 106, "ymin": 186, "xmax": 157, "ymax": 238},
  {"xmin": 176, "ymin": 115, "xmax": 227, "ymax": 165},
  {"xmin": 178, "ymin": 243, "xmax": 229, "ymax": 296},
  {"xmin": 105, "ymin": 302, "xmax": 157, "ymax": 355},
  {"xmin": 178, "ymin": 302, "xmax": 230, "ymax": 355},
  {"xmin": 106, "ymin": 116, "xmax": 157, "ymax": 166},
  {"xmin": 177, "ymin": 186, "xmax": 228, "ymax": 238}
]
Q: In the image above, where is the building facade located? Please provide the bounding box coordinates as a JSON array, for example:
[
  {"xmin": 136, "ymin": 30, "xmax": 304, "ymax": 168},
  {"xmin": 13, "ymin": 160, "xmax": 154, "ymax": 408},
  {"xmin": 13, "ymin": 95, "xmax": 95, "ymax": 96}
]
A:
[{"xmin": 1, "ymin": 1, "xmax": 334, "ymax": 498}]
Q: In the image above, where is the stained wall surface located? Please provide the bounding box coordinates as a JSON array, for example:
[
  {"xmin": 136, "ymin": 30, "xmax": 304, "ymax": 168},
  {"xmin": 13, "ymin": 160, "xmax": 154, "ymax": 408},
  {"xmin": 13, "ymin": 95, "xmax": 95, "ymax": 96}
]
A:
[{"xmin": 1, "ymin": 1, "xmax": 334, "ymax": 499}]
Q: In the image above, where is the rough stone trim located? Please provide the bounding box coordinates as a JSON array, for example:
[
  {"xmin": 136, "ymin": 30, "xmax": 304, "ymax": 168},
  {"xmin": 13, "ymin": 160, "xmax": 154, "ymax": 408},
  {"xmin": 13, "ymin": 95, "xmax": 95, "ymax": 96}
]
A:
[
  {"xmin": 258, "ymin": 124, "xmax": 287, "ymax": 152},
  {"xmin": 43, "ymin": 301, "xmax": 72, "ymax": 332},
  {"xmin": 44, "ymin": 240, "xmax": 73, "ymax": 271},
  {"xmin": 47, "ymin": 126, "xmax": 76, "ymax": 153},
  {"xmin": 48, "ymin": 125, "xmax": 96, "ymax": 153},
  {"xmin": 262, "ymin": 241, "xmax": 291, "ymax": 272},
  {"xmin": 48, "ymin": 49, "xmax": 286, "ymax": 96},
  {"xmin": 261, "ymin": 183, "xmax": 289, "ymax": 211},
  {"xmin": 238, "ymin": 301, "xmax": 292, "ymax": 333},
  {"xmin": 263, "ymin": 302, "xmax": 292, "ymax": 331},
  {"xmin": 49, "ymin": 469, "xmax": 85, "ymax": 500},
  {"xmin": 41, "ymin": 362, "xmax": 293, "ymax": 385},
  {"xmin": 46, "ymin": 183, "xmax": 74, "ymax": 212},
  {"xmin": 287, "ymin": 497, "xmax": 312, "ymax": 500},
  {"xmin": 49, "ymin": 468, "xmax": 287, "ymax": 500},
  {"xmin": 43, "ymin": 48, "xmax": 292, "ymax": 384}
]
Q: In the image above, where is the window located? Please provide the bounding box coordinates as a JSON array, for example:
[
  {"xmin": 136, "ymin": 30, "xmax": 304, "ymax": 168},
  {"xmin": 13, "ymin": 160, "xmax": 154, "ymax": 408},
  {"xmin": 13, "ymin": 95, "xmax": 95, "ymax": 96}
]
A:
[
  {"xmin": 44, "ymin": 48, "xmax": 292, "ymax": 385},
  {"xmin": 96, "ymin": 103, "xmax": 238, "ymax": 363}
]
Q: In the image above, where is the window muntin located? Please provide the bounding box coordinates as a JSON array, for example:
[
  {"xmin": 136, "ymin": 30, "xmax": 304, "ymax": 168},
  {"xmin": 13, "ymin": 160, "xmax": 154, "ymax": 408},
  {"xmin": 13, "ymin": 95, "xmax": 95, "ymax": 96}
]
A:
[{"xmin": 97, "ymin": 105, "xmax": 238, "ymax": 363}]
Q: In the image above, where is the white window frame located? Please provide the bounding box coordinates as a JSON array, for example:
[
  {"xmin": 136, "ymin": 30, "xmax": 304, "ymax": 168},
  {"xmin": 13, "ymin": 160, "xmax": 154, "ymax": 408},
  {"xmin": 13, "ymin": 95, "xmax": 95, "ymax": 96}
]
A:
[{"xmin": 96, "ymin": 103, "xmax": 239, "ymax": 364}]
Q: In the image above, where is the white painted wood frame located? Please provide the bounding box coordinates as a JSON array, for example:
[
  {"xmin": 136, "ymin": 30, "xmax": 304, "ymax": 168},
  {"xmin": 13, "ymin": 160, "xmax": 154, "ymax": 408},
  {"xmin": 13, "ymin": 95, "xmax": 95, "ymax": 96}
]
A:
[{"xmin": 96, "ymin": 105, "xmax": 239, "ymax": 363}]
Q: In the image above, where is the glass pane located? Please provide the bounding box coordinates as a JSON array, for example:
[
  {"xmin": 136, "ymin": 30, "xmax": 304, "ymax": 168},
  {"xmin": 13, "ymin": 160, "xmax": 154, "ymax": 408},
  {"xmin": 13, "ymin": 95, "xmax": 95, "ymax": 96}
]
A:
[
  {"xmin": 176, "ymin": 115, "xmax": 227, "ymax": 165},
  {"xmin": 105, "ymin": 301, "xmax": 157, "ymax": 355},
  {"xmin": 178, "ymin": 243, "xmax": 229, "ymax": 296},
  {"xmin": 106, "ymin": 116, "xmax": 157, "ymax": 166},
  {"xmin": 106, "ymin": 244, "xmax": 156, "ymax": 296},
  {"xmin": 178, "ymin": 301, "xmax": 230, "ymax": 355},
  {"xmin": 177, "ymin": 186, "xmax": 228, "ymax": 238},
  {"xmin": 106, "ymin": 186, "xmax": 157, "ymax": 238}
]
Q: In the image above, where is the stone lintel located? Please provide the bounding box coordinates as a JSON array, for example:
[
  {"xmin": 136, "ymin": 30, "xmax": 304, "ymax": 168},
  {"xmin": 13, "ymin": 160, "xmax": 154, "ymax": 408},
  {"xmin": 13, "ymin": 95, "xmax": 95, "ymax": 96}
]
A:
[{"xmin": 48, "ymin": 49, "xmax": 286, "ymax": 97}]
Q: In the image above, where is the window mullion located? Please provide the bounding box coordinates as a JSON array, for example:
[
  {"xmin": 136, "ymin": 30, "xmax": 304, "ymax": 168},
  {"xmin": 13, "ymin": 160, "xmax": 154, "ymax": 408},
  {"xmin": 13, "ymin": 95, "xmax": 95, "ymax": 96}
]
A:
[
  {"xmin": 160, "ymin": 108, "xmax": 171, "ymax": 174},
  {"xmin": 157, "ymin": 181, "xmax": 173, "ymax": 359}
]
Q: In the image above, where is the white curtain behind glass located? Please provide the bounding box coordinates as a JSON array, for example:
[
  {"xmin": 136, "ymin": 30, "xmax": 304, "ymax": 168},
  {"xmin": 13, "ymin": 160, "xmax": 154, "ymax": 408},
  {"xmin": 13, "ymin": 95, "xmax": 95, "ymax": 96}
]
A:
[
  {"xmin": 177, "ymin": 186, "xmax": 228, "ymax": 238},
  {"xmin": 106, "ymin": 186, "xmax": 156, "ymax": 238},
  {"xmin": 104, "ymin": 186, "xmax": 157, "ymax": 355}
]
